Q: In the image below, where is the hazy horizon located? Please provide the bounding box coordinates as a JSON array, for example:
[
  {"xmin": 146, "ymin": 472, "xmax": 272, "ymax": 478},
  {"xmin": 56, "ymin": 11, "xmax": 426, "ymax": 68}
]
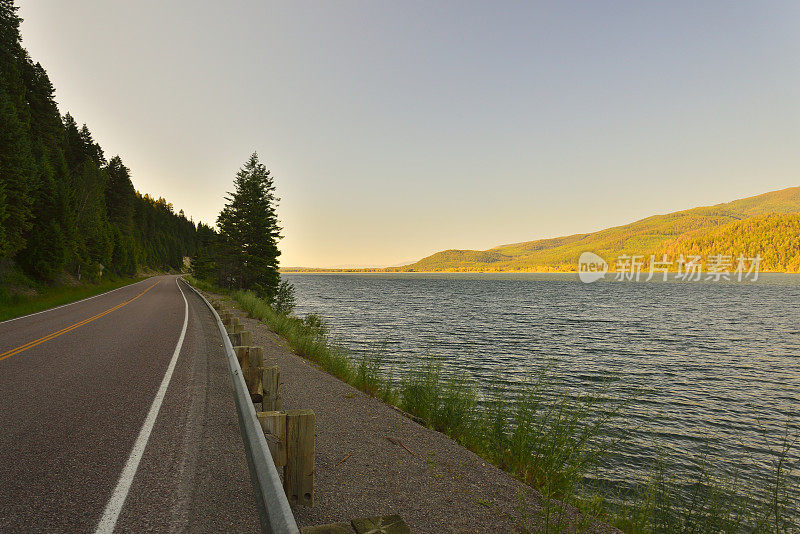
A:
[{"xmin": 19, "ymin": 1, "xmax": 800, "ymax": 268}]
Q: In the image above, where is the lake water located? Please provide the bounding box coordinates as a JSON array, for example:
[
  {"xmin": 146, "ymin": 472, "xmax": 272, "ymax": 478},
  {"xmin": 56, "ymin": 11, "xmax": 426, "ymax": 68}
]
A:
[{"xmin": 285, "ymin": 272, "xmax": 800, "ymax": 514}]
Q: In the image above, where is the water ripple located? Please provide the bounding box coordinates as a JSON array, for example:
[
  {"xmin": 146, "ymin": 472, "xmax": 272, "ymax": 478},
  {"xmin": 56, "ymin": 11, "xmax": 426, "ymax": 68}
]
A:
[{"xmin": 287, "ymin": 272, "xmax": 800, "ymax": 511}]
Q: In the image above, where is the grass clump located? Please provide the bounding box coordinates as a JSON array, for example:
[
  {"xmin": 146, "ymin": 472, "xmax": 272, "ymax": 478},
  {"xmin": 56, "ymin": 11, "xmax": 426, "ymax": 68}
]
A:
[
  {"xmin": 617, "ymin": 456, "xmax": 752, "ymax": 533},
  {"xmin": 353, "ymin": 353, "xmax": 397, "ymax": 403},
  {"xmin": 399, "ymin": 363, "xmax": 480, "ymax": 445},
  {"xmin": 616, "ymin": 425, "xmax": 800, "ymax": 533},
  {"xmin": 184, "ymin": 274, "xmax": 216, "ymax": 293},
  {"xmin": 483, "ymin": 373, "xmax": 623, "ymax": 501},
  {"xmin": 230, "ymin": 288, "xmax": 353, "ymax": 382}
]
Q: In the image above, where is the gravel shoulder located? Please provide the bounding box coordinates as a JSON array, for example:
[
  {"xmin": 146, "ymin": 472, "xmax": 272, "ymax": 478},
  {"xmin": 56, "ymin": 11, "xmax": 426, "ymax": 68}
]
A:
[{"xmin": 212, "ymin": 291, "xmax": 618, "ymax": 533}]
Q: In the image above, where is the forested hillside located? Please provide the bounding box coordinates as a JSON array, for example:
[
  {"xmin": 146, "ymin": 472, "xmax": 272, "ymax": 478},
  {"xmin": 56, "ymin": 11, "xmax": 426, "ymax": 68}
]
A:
[
  {"xmin": 659, "ymin": 213, "xmax": 800, "ymax": 272},
  {"xmin": 0, "ymin": 1, "xmax": 205, "ymax": 285},
  {"xmin": 395, "ymin": 186, "xmax": 800, "ymax": 272}
]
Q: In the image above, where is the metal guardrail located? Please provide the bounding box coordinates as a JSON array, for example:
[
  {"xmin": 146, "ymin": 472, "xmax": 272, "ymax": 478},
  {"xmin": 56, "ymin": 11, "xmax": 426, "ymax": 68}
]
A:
[{"xmin": 183, "ymin": 279, "xmax": 300, "ymax": 534}]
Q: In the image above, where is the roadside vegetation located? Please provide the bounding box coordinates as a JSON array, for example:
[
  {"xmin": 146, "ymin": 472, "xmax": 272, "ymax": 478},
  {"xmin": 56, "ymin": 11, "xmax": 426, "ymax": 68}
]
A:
[
  {"xmin": 184, "ymin": 276, "xmax": 798, "ymax": 533},
  {"xmin": 0, "ymin": 268, "xmax": 144, "ymax": 322}
]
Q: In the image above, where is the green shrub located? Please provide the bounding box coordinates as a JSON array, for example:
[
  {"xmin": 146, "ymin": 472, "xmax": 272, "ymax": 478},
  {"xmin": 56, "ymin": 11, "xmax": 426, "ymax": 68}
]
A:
[
  {"xmin": 398, "ymin": 362, "xmax": 441, "ymax": 425},
  {"xmin": 303, "ymin": 313, "xmax": 327, "ymax": 336},
  {"xmin": 273, "ymin": 280, "xmax": 296, "ymax": 315}
]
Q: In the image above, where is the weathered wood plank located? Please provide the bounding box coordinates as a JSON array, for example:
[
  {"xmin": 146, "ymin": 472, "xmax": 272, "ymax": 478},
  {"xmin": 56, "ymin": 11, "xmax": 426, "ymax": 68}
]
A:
[
  {"xmin": 225, "ymin": 317, "xmax": 240, "ymax": 333},
  {"xmin": 262, "ymin": 366, "xmax": 282, "ymax": 412},
  {"xmin": 228, "ymin": 330, "xmax": 253, "ymax": 347},
  {"xmin": 285, "ymin": 409, "xmax": 315, "ymax": 507},
  {"xmin": 257, "ymin": 411, "xmax": 287, "ymax": 467},
  {"xmin": 234, "ymin": 346, "xmax": 248, "ymax": 368},
  {"xmin": 243, "ymin": 366, "xmax": 262, "ymax": 398},
  {"xmin": 227, "ymin": 322, "xmax": 245, "ymax": 334},
  {"xmin": 234, "ymin": 346, "xmax": 263, "ymax": 370}
]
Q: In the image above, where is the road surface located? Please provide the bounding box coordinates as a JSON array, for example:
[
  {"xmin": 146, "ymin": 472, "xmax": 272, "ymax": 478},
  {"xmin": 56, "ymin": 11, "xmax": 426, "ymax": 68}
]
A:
[{"xmin": 0, "ymin": 275, "xmax": 261, "ymax": 533}]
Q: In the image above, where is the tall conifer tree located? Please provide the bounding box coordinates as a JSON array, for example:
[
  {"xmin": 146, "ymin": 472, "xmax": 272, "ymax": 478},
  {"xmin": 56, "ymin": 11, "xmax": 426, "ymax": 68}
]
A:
[{"xmin": 216, "ymin": 153, "xmax": 282, "ymax": 299}]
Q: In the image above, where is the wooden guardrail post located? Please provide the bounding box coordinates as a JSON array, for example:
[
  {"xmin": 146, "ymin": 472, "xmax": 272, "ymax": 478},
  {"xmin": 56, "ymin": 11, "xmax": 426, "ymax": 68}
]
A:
[
  {"xmin": 245, "ymin": 367, "xmax": 262, "ymax": 401},
  {"xmin": 229, "ymin": 330, "xmax": 252, "ymax": 347},
  {"xmin": 257, "ymin": 411, "xmax": 287, "ymax": 467},
  {"xmin": 220, "ymin": 310, "xmax": 232, "ymax": 325},
  {"xmin": 234, "ymin": 346, "xmax": 264, "ymax": 370},
  {"xmin": 262, "ymin": 366, "xmax": 281, "ymax": 411},
  {"xmin": 234, "ymin": 346, "xmax": 264, "ymax": 401},
  {"xmin": 225, "ymin": 317, "xmax": 240, "ymax": 333},
  {"xmin": 285, "ymin": 409, "xmax": 315, "ymax": 507}
]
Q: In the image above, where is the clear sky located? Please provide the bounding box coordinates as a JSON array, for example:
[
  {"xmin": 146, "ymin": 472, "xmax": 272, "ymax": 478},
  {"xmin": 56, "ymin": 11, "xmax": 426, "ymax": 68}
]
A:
[{"xmin": 18, "ymin": 1, "xmax": 800, "ymax": 268}]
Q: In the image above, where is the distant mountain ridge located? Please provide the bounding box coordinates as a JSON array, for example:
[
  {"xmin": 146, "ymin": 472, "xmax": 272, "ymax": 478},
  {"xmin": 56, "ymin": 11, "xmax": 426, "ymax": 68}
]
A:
[{"xmin": 390, "ymin": 186, "xmax": 800, "ymax": 273}]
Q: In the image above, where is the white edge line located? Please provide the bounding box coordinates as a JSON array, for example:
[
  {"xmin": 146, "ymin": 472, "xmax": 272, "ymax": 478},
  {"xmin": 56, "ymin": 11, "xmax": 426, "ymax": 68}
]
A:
[
  {"xmin": 94, "ymin": 277, "xmax": 189, "ymax": 534},
  {"xmin": 0, "ymin": 277, "xmax": 153, "ymax": 325}
]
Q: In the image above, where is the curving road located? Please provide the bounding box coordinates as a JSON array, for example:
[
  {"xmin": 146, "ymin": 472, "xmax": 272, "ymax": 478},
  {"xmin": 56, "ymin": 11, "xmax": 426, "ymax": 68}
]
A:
[{"xmin": 0, "ymin": 275, "xmax": 260, "ymax": 533}]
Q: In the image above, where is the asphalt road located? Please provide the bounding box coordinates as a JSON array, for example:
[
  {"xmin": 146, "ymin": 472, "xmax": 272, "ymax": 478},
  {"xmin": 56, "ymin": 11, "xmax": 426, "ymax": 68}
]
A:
[{"xmin": 0, "ymin": 275, "xmax": 261, "ymax": 533}]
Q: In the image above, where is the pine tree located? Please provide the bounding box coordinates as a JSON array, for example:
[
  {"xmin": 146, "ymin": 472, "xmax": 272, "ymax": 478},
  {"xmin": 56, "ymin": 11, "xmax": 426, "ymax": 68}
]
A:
[
  {"xmin": 104, "ymin": 156, "xmax": 137, "ymax": 274},
  {"xmin": 0, "ymin": 84, "xmax": 33, "ymax": 259},
  {"xmin": 17, "ymin": 56, "xmax": 70, "ymax": 279},
  {"xmin": 0, "ymin": 159, "xmax": 7, "ymax": 258},
  {"xmin": 0, "ymin": 0, "xmax": 34, "ymax": 259},
  {"xmin": 216, "ymin": 153, "xmax": 282, "ymax": 299},
  {"xmin": 17, "ymin": 157, "xmax": 67, "ymax": 279},
  {"xmin": 191, "ymin": 223, "xmax": 217, "ymax": 281}
]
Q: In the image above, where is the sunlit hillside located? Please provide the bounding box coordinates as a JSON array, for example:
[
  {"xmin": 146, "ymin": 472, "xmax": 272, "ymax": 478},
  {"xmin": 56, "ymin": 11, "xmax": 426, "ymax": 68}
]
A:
[
  {"xmin": 659, "ymin": 213, "xmax": 800, "ymax": 272},
  {"xmin": 392, "ymin": 186, "xmax": 800, "ymax": 272}
]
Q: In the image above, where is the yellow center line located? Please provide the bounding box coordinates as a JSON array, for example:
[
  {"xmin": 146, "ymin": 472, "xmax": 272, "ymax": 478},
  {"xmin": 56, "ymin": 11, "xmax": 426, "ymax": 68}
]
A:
[{"xmin": 0, "ymin": 280, "xmax": 162, "ymax": 363}]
